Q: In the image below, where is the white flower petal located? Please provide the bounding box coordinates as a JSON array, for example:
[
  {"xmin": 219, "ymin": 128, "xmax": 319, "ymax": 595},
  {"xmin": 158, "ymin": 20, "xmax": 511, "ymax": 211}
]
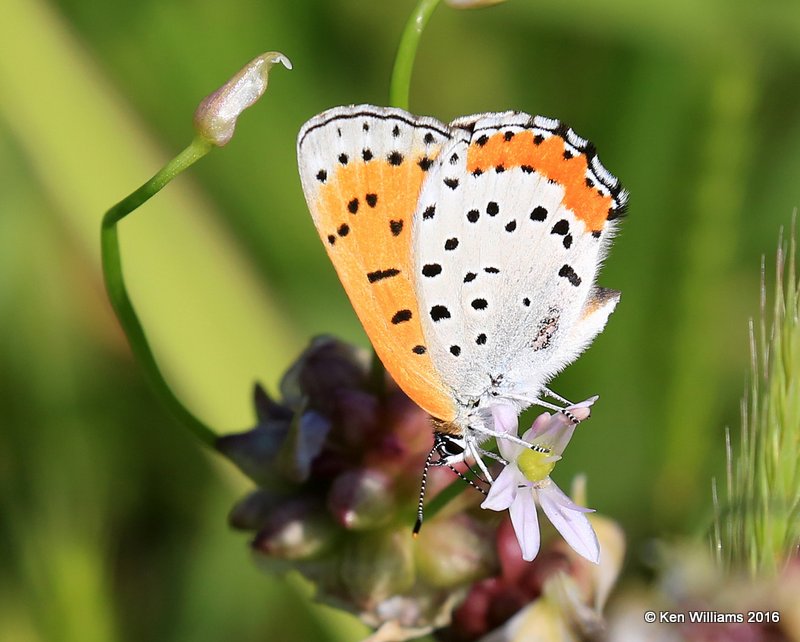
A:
[
  {"xmin": 532, "ymin": 413, "xmax": 577, "ymax": 456},
  {"xmin": 521, "ymin": 412, "xmax": 552, "ymax": 442},
  {"xmin": 481, "ymin": 464, "xmax": 520, "ymax": 511},
  {"xmin": 491, "ymin": 403, "xmax": 519, "ymax": 435},
  {"xmin": 537, "ymin": 482, "xmax": 600, "ymax": 564},
  {"xmin": 568, "ymin": 396, "xmax": 598, "ymax": 420},
  {"xmin": 509, "ymin": 491, "xmax": 540, "ymax": 562}
]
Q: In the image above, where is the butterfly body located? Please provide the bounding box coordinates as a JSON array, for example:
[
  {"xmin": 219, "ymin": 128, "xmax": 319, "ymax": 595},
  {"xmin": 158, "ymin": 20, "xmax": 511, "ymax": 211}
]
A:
[{"xmin": 297, "ymin": 105, "xmax": 625, "ymax": 466}]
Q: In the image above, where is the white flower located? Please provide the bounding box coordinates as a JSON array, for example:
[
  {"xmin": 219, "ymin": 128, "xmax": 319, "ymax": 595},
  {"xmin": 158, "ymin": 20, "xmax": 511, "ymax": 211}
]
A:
[{"xmin": 481, "ymin": 399, "xmax": 600, "ymax": 564}]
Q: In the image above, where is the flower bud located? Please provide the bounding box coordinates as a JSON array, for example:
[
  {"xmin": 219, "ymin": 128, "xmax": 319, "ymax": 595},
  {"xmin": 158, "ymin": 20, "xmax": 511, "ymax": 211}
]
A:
[
  {"xmin": 276, "ymin": 409, "xmax": 332, "ymax": 483},
  {"xmin": 279, "ymin": 336, "xmax": 370, "ymax": 413},
  {"xmin": 330, "ymin": 389, "xmax": 382, "ymax": 451},
  {"xmin": 341, "ymin": 528, "xmax": 416, "ymax": 607},
  {"xmin": 415, "ymin": 515, "xmax": 497, "ymax": 589},
  {"xmin": 215, "ymin": 417, "xmax": 291, "ymax": 487},
  {"xmin": 253, "ymin": 382, "xmax": 292, "ymax": 423},
  {"xmin": 194, "ymin": 51, "xmax": 292, "ymax": 146},
  {"xmin": 252, "ymin": 497, "xmax": 336, "ymax": 561},
  {"xmin": 229, "ymin": 488, "xmax": 287, "ymax": 531},
  {"xmin": 327, "ymin": 468, "xmax": 395, "ymax": 530}
]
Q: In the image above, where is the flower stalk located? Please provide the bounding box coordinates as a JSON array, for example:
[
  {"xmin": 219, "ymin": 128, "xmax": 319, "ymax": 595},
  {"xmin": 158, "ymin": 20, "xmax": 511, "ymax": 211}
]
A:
[
  {"xmin": 101, "ymin": 52, "xmax": 291, "ymax": 449},
  {"xmin": 101, "ymin": 137, "xmax": 216, "ymax": 447},
  {"xmin": 389, "ymin": 0, "xmax": 442, "ymax": 110}
]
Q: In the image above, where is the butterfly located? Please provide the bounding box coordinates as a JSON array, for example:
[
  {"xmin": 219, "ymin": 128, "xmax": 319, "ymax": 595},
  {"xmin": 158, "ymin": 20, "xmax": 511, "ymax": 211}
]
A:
[{"xmin": 297, "ymin": 105, "xmax": 626, "ymax": 527}]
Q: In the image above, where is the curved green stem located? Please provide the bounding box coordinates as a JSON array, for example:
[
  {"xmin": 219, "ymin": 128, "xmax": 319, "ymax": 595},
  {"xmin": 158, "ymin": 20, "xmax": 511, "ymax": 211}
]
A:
[
  {"xmin": 389, "ymin": 0, "xmax": 443, "ymax": 109},
  {"xmin": 101, "ymin": 136, "xmax": 217, "ymax": 448}
]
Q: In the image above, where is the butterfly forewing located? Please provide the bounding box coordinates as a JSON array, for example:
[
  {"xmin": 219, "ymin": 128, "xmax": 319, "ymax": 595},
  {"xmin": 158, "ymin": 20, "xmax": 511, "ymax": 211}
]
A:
[{"xmin": 297, "ymin": 106, "xmax": 458, "ymax": 421}]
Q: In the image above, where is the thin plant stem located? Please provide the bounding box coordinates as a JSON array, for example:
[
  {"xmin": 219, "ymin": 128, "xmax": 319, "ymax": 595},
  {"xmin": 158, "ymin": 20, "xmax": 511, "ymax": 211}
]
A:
[
  {"xmin": 377, "ymin": 0, "xmax": 442, "ymax": 385},
  {"xmin": 389, "ymin": 0, "xmax": 442, "ymax": 110},
  {"xmin": 101, "ymin": 136, "xmax": 217, "ymax": 448}
]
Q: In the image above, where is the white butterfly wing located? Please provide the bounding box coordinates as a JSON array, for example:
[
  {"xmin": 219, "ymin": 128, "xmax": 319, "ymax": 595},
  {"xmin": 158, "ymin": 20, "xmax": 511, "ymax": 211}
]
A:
[{"xmin": 411, "ymin": 112, "xmax": 627, "ymax": 409}]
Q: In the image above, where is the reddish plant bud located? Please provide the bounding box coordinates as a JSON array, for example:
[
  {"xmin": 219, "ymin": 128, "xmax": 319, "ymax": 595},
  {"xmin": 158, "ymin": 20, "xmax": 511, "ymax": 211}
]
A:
[
  {"xmin": 252, "ymin": 497, "xmax": 336, "ymax": 561},
  {"xmin": 280, "ymin": 337, "xmax": 370, "ymax": 413},
  {"xmin": 229, "ymin": 489, "xmax": 287, "ymax": 531},
  {"xmin": 327, "ymin": 468, "xmax": 395, "ymax": 530}
]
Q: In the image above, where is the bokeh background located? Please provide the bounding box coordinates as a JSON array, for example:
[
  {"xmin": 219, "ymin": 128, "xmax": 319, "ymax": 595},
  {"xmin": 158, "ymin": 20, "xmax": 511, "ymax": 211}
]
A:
[{"xmin": 2, "ymin": 0, "xmax": 799, "ymax": 640}]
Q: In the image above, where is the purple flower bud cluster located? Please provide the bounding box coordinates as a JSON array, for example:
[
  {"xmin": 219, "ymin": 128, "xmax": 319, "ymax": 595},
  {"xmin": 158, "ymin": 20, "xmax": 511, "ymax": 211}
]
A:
[{"xmin": 217, "ymin": 337, "xmax": 499, "ymax": 632}]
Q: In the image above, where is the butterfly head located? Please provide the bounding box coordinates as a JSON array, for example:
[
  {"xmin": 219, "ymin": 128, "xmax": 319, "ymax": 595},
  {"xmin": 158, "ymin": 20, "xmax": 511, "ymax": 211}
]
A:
[{"xmin": 433, "ymin": 431, "xmax": 467, "ymax": 466}]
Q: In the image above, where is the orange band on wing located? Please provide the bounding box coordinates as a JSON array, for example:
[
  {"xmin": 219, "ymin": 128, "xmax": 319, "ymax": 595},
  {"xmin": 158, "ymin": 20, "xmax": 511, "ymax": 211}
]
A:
[
  {"xmin": 466, "ymin": 131, "xmax": 613, "ymax": 232},
  {"xmin": 315, "ymin": 153, "xmax": 457, "ymax": 422}
]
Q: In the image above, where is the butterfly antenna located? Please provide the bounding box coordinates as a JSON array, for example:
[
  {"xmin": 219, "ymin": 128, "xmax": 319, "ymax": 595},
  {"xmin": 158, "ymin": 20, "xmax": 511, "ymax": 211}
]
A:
[{"xmin": 413, "ymin": 447, "xmax": 436, "ymax": 537}]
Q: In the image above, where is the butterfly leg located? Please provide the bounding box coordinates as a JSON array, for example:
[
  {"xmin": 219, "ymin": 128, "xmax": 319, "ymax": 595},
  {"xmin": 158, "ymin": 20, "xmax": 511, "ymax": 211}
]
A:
[
  {"xmin": 476, "ymin": 448, "xmax": 508, "ymax": 465},
  {"xmin": 466, "ymin": 437, "xmax": 494, "ymax": 483},
  {"xmin": 541, "ymin": 386, "xmax": 573, "ymax": 407},
  {"xmin": 471, "ymin": 424, "xmax": 545, "ymax": 451}
]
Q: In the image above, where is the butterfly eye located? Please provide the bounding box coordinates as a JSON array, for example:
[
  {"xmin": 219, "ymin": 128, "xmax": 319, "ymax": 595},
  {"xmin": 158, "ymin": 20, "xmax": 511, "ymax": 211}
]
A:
[{"xmin": 435, "ymin": 434, "xmax": 466, "ymax": 460}]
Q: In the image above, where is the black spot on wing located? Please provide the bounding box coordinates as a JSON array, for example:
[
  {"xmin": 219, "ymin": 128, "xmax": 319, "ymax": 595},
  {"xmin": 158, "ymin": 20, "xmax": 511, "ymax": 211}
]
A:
[
  {"xmin": 422, "ymin": 263, "xmax": 442, "ymax": 277},
  {"xmin": 471, "ymin": 298, "xmax": 488, "ymax": 311},
  {"xmin": 530, "ymin": 206, "xmax": 548, "ymax": 221},
  {"xmin": 391, "ymin": 309, "xmax": 412, "ymax": 324},
  {"xmin": 430, "ymin": 305, "xmax": 451, "ymax": 322},
  {"xmin": 558, "ymin": 264, "xmax": 581, "ymax": 287},
  {"xmin": 367, "ymin": 268, "xmax": 400, "ymax": 283}
]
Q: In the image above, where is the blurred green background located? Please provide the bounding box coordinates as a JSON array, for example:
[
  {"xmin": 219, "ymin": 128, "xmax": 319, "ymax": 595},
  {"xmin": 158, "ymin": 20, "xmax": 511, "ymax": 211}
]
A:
[{"xmin": 1, "ymin": 0, "xmax": 798, "ymax": 640}]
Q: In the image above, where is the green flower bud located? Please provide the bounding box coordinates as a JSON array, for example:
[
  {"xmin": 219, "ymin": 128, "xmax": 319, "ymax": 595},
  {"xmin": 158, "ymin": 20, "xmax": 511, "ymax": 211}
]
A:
[
  {"xmin": 415, "ymin": 515, "xmax": 497, "ymax": 589},
  {"xmin": 341, "ymin": 529, "xmax": 416, "ymax": 608}
]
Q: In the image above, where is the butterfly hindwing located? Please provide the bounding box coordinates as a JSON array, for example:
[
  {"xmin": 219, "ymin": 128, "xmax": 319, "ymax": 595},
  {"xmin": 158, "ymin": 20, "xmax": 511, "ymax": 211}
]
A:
[{"xmin": 297, "ymin": 105, "xmax": 458, "ymax": 421}]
